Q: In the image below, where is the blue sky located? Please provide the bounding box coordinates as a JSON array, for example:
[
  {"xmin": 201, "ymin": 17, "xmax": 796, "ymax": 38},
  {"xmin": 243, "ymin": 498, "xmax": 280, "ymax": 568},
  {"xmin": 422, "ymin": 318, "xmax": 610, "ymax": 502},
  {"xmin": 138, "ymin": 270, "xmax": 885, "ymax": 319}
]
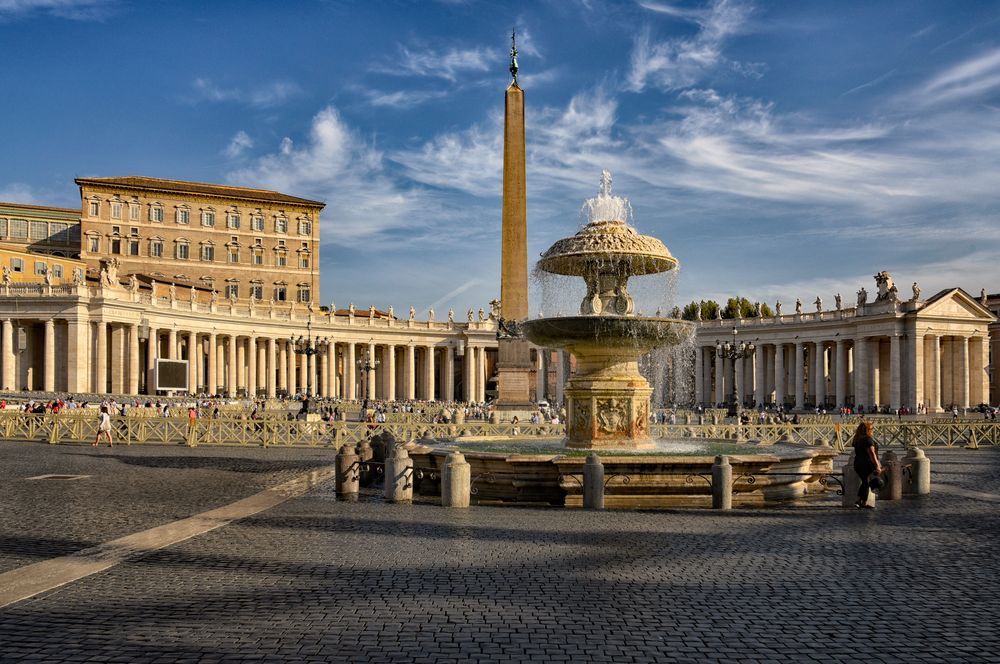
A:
[{"xmin": 2, "ymin": 0, "xmax": 1000, "ymax": 315}]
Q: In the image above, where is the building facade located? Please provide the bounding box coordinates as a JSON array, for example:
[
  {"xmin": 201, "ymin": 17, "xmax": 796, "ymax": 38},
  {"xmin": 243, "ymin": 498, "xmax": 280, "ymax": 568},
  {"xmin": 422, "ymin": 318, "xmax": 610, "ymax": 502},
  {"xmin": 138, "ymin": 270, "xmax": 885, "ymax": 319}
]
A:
[
  {"xmin": 0, "ymin": 202, "xmax": 81, "ymax": 258},
  {"xmin": 77, "ymin": 177, "xmax": 322, "ymax": 305},
  {"xmin": 693, "ymin": 276, "xmax": 995, "ymax": 413}
]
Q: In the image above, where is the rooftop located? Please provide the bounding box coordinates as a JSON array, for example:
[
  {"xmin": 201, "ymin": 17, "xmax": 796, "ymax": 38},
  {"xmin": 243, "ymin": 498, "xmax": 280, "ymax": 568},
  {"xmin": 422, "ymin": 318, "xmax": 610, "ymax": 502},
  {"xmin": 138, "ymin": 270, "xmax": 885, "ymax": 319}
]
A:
[
  {"xmin": 0, "ymin": 201, "xmax": 80, "ymax": 215},
  {"xmin": 75, "ymin": 176, "xmax": 326, "ymax": 208}
]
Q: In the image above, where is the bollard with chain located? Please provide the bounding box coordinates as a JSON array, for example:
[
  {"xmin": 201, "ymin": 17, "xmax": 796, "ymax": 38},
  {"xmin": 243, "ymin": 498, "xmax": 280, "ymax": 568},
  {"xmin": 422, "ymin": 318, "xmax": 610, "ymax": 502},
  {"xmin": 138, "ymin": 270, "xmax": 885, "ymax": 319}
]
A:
[
  {"xmin": 842, "ymin": 451, "xmax": 861, "ymax": 508},
  {"xmin": 384, "ymin": 444, "xmax": 413, "ymax": 504},
  {"xmin": 583, "ymin": 453, "xmax": 605, "ymax": 510},
  {"xmin": 356, "ymin": 438, "xmax": 374, "ymax": 486},
  {"xmin": 441, "ymin": 451, "xmax": 471, "ymax": 508},
  {"xmin": 903, "ymin": 448, "xmax": 931, "ymax": 495},
  {"xmin": 335, "ymin": 443, "xmax": 359, "ymax": 502},
  {"xmin": 712, "ymin": 455, "xmax": 733, "ymax": 510},
  {"xmin": 881, "ymin": 450, "xmax": 903, "ymax": 501}
]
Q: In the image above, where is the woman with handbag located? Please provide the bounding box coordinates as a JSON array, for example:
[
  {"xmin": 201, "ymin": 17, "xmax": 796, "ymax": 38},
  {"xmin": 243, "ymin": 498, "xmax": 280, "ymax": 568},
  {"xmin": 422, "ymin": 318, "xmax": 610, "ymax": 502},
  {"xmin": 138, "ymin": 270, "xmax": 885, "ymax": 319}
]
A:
[{"xmin": 851, "ymin": 421, "xmax": 882, "ymax": 508}]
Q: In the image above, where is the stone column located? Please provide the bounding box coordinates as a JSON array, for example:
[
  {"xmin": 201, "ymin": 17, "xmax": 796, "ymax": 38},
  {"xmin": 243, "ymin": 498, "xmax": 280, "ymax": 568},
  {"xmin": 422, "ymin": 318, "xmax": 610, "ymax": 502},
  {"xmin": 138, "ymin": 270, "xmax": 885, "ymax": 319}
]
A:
[
  {"xmin": 110, "ymin": 324, "xmax": 125, "ymax": 394},
  {"xmin": 835, "ymin": 340, "xmax": 847, "ymax": 408},
  {"xmin": 978, "ymin": 336, "xmax": 989, "ymax": 408},
  {"xmin": 207, "ymin": 333, "xmax": 217, "ymax": 395},
  {"xmin": 247, "ymin": 336, "xmax": 257, "ymax": 398},
  {"xmin": 43, "ymin": 319, "xmax": 55, "ymax": 392},
  {"xmin": 794, "ymin": 342, "xmax": 805, "ymax": 410},
  {"xmin": 694, "ymin": 346, "xmax": 704, "ymax": 406},
  {"xmin": 287, "ymin": 340, "xmax": 297, "ymax": 397},
  {"xmin": 328, "ymin": 343, "xmax": 338, "ymax": 399},
  {"xmin": 1, "ymin": 319, "xmax": 14, "ymax": 391},
  {"xmin": 477, "ymin": 346, "xmax": 488, "ymax": 403},
  {"xmin": 186, "ymin": 332, "xmax": 197, "ymax": 395},
  {"xmin": 127, "ymin": 323, "xmax": 139, "ymax": 395},
  {"xmin": 227, "ymin": 335, "xmax": 237, "ymax": 398},
  {"xmin": 753, "ymin": 344, "xmax": 765, "ymax": 408},
  {"xmin": 258, "ymin": 342, "xmax": 267, "ymax": 396},
  {"xmin": 907, "ymin": 332, "xmax": 923, "ymax": 412},
  {"xmin": 267, "ymin": 338, "xmax": 277, "ymax": 398},
  {"xmin": 714, "ymin": 354, "xmax": 723, "ymax": 406},
  {"xmin": 405, "ymin": 343, "xmax": 415, "ymax": 400},
  {"xmin": 387, "ymin": 344, "xmax": 396, "ymax": 401},
  {"xmin": 278, "ymin": 340, "xmax": 287, "ymax": 395},
  {"xmin": 425, "ymin": 346, "xmax": 436, "ymax": 401},
  {"xmin": 66, "ymin": 318, "xmax": 88, "ymax": 393},
  {"xmin": 367, "ymin": 342, "xmax": 377, "ymax": 400},
  {"xmin": 774, "ymin": 343, "xmax": 785, "ymax": 408},
  {"xmin": 464, "ymin": 344, "xmax": 474, "ymax": 402},
  {"xmin": 167, "ymin": 328, "xmax": 177, "ymax": 360},
  {"xmin": 535, "ymin": 350, "xmax": 545, "ymax": 403},
  {"xmin": 299, "ymin": 347, "xmax": 309, "ymax": 396},
  {"xmin": 854, "ymin": 337, "xmax": 868, "ymax": 408},
  {"xmin": 95, "ymin": 322, "xmax": 108, "ymax": 394},
  {"xmin": 958, "ymin": 336, "xmax": 970, "ymax": 409},
  {"xmin": 346, "ymin": 342, "xmax": 356, "ymax": 400},
  {"xmin": 734, "ymin": 355, "xmax": 744, "ymax": 406},
  {"xmin": 319, "ymin": 347, "xmax": 328, "ymax": 397},
  {"xmin": 235, "ymin": 338, "xmax": 245, "ymax": 394},
  {"xmin": 309, "ymin": 349, "xmax": 318, "ymax": 398},
  {"xmin": 146, "ymin": 326, "xmax": 157, "ymax": 395},
  {"xmin": 814, "ymin": 342, "xmax": 826, "ymax": 408},
  {"xmin": 889, "ymin": 334, "xmax": 901, "ymax": 410},
  {"xmin": 555, "ymin": 350, "xmax": 565, "ymax": 406},
  {"xmin": 444, "ymin": 345, "xmax": 454, "ymax": 402}
]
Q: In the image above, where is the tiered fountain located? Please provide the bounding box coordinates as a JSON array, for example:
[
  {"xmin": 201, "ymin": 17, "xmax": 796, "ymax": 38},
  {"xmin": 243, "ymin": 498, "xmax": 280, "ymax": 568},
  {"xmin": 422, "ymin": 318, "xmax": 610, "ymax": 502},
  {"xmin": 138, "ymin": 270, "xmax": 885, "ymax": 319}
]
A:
[{"xmin": 520, "ymin": 170, "xmax": 694, "ymax": 449}]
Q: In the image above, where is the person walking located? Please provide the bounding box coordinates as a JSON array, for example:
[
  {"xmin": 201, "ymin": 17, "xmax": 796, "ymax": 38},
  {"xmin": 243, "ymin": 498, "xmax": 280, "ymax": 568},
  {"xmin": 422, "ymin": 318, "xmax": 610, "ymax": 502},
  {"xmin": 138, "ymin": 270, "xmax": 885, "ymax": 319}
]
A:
[
  {"xmin": 851, "ymin": 421, "xmax": 882, "ymax": 508},
  {"xmin": 94, "ymin": 405, "xmax": 113, "ymax": 447}
]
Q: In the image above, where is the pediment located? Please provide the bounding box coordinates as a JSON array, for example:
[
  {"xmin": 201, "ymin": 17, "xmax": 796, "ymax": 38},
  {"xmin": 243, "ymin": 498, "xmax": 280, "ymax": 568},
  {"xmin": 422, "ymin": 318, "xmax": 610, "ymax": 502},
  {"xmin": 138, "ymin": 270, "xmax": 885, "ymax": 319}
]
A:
[{"xmin": 918, "ymin": 289, "xmax": 995, "ymax": 321}]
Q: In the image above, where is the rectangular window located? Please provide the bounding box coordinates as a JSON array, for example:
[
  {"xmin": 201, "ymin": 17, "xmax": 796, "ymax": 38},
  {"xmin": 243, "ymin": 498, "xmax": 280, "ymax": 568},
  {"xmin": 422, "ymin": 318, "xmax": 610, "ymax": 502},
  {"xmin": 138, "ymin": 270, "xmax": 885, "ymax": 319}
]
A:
[
  {"xmin": 201, "ymin": 245, "xmax": 215, "ymax": 261},
  {"xmin": 130, "ymin": 240, "xmax": 140, "ymax": 256},
  {"xmin": 225, "ymin": 284, "xmax": 239, "ymax": 299},
  {"xmin": 251, "ymin": 284, "xmax": 263, "ymax": 300},
  {"xmin": 150, "ymin": 206, "xmax": 164, "ymax": 223},
  {"xmin": 110, "ymin": 238, "xmax": 121, "ymax": 254},
  {"xmin": 53, "ymin": 265, "xmax": 63, "ymax": 278},
  {"xmin": 227, "ymin": 213, "xmax": 240, "ymax": 229},
  {"xmin": 89, "ymin": 201, "xmax": 99, "ymax": 217},
  {"xmin": 88, "ymin": 236, "xmax": 100, "ymax": 252},
  {"xmin": 299, "ymin": 255, "xmax": 310, "ymax": 269},
  {"xmin": 150, "ymin": 241, "xmax": 163, "ymax": 258},
  {"xmin": 298, "ymin": 287, "xmax": 311, "ymax": 303},
  {"xmin": 11, "ymin": 257, "xmax": 23, "ymax": 273},
  {"xmin": 276, "ymin": 252, "xmax": 287, "ymax": 267},
  {"xmin": 252, "ymin": 251, "xmax": 263, "ymax": 265},
  {"xmin": 0, "ymin": 218, "xmax": 7, "ymax": 238},
  {"xmin": 49, "ymin": 222, "xmax": 69, "ymax": 242},
  {"xmin": 34, "ymin": 261, "xmax": 46, "ymax": 276},
  {"xmin": 298, "ymin": 220, "xmax": 312, "ymax": 235},
  {"xmin": 111, "ymin": 202, "xmax": 122, "ymax": 219},
  {"xmin": 130, "ymin": 227, "xmax": 139, "ymax": 237},
  {"xmin": 274, "ymin": 286, "xmax": 287, "ymax": 301},
  {"xmin": 202, "ymin": 211, "xmax": 215, "ymax": 227},
  {"xmin": 129, "ymin": 203, "xmax": 140, "ymax": 221},
  {"xmin": 29, "ymin": 221, "xmax": 47, "ymax": 240},
  {"xmin": 9, "ymin": 219, "xmax": 27, "ymax": 240},
  {"xmin": 275, "ymin": 217, "xmax": 287, "ymax": 233},
  {"xmin": 228, "ymin": 249, "xmax": 239, "ymax": 264},
  {"xmin": 112, "ymin": 225, "xmax": 121, "ymax": 235},
  {"xmin": 253, "ymin": 216, "xmax": 264, "ymax": 231},
  {"xmin": 177, "ymin": 244, "xmax": 189, "ymax": 260},
  {"xmin": 177, "ymin": 209, "xmax": 190, "ymax": 224}
]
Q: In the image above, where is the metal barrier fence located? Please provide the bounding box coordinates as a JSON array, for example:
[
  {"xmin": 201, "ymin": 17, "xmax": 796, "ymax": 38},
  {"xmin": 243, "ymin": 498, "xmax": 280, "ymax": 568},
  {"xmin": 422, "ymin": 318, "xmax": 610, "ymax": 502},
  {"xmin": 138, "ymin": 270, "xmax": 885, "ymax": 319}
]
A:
[{"xmin": 0, "ymin": 411, "xmax": 996, "ymax": 449}]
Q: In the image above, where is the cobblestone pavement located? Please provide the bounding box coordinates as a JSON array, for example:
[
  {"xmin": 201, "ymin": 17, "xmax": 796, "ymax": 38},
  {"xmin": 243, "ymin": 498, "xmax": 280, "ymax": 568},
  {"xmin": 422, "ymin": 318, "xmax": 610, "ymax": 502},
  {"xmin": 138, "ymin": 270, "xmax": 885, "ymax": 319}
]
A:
[
  {"xmin": 0, "ymin": 440, "xmax": 334, "ymax": 573},
  {"xmin": 0, "ymin": 445, "xmax": 998, "ymax": 662}
]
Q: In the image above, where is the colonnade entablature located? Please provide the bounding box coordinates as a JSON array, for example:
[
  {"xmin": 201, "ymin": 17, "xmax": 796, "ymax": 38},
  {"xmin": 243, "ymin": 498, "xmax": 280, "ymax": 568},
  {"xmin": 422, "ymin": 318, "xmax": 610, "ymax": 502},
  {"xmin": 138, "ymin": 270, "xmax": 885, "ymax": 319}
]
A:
[
  {"xmin": 692, "ymin": 286, "xmax": 994, "ymax": 414},
  {"xmin": 0, "ymin": 281, "xmax": 498, "ymax": 402}
]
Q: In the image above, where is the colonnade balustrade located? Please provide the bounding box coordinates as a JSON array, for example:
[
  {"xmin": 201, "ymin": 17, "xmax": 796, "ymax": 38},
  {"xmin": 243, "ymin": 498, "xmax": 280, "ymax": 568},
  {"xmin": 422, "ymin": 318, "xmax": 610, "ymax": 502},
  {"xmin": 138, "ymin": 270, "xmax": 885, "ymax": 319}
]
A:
[
  {"xmin": 694, "ymin": 332, "xmax": 989, "ymax": 413},
  {"xmin": 0, "ymin": 316, "xmax": 493, "ymax": 402}
]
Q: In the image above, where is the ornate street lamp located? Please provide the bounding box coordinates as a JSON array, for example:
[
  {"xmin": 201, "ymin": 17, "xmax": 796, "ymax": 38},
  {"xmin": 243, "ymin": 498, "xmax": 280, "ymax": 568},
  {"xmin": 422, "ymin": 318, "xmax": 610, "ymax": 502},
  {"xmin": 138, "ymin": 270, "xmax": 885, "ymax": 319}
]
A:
[
  {"xmin": 716, "ymin": 327, "xmax": 755, "ymax": 410},
  {"xmin": 357, "ymin": 345, "xmax": 380, "ymax": 411},
  {"xmin": 290, "ymin": 319, "xmax": 321, "ymax": 400}
]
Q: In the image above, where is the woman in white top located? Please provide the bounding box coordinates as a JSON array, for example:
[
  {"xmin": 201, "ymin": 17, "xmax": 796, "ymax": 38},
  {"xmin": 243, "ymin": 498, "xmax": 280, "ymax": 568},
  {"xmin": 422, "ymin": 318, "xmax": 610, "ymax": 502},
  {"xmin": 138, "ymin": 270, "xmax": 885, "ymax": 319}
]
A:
[{"xmin": 93, "ymin": 406, "xmax": 113, "ymax": 447}]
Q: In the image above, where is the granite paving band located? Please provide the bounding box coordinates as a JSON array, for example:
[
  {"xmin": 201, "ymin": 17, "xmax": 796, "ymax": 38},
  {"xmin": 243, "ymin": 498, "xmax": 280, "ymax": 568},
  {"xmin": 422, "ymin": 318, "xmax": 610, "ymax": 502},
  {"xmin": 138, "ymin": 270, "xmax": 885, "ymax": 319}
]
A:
[{"xmin": 0, "ymin": 466, "xmax": 334, "ymax": 608}]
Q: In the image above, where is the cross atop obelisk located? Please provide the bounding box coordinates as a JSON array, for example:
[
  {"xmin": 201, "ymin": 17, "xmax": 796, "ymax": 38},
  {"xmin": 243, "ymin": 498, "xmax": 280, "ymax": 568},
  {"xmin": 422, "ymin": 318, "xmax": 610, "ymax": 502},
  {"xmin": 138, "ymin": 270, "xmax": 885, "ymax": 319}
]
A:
[{"xmin": 496, "ymin": 28, "xmax": 532, "ymax": 410}]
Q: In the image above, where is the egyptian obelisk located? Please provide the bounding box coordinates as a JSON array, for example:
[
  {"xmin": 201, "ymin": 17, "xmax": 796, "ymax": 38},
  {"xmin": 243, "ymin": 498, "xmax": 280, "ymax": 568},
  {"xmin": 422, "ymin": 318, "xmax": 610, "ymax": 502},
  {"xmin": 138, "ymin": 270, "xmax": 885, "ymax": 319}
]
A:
[{"xmin": 496, "ymin": 31, "xmax": 533, "ymax": 411}]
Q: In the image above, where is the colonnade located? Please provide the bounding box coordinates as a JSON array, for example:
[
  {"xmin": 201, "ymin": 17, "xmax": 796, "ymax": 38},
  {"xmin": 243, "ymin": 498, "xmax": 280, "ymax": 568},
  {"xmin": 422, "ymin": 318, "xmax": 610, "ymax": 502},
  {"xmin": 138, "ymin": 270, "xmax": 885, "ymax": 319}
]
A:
[
  {"xmin": 0, "ymin": 317, "xmax": 492, "ymax": 402},
  {"xmin": 694, "ymin": 332, "xmax": 989, "ymax": 412}
]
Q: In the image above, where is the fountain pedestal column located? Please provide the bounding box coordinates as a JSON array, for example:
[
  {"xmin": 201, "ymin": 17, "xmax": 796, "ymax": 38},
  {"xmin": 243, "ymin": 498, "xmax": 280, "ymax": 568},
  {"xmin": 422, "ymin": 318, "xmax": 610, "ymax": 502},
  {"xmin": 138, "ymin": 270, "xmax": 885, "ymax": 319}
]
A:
[{"xmin": 564, "ymin": 352, "xmax": 654, "ymax": 450}]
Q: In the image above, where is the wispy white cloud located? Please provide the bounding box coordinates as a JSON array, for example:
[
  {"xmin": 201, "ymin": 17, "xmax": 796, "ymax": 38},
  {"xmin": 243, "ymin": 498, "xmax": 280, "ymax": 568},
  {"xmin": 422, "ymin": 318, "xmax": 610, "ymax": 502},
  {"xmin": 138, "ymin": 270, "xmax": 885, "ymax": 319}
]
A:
[
  {"xmin": 223, "ymin": 130, "xmax": 253, "ymax": 159},
  {"xmin": 916, "ymin": 48, "xmax": 1000, "ymax": 104},
  {"xmin": 371, "ymin": 43, "xmax": 493, "ymax": 82},
  {"xmin": 191, "ymin": 78, "xmax": 301, "ymax": 108},
  {"xmin": 841, "ymin": 68, "xmax": 897, "ymax": 97},
  {"xmin": 0, "ymin": 0, "xmax": 114, "ymax": 21},
  {"xmin": 0, "ymin": 182, "xmax": 41, "ymax": 204},
  {"xmin": 363, "ymin": 88, "xmax": 449, "ymax": 109},
  {"xmin": 627, "ymin": 0, "xmax": 753, "ymax": 92}
]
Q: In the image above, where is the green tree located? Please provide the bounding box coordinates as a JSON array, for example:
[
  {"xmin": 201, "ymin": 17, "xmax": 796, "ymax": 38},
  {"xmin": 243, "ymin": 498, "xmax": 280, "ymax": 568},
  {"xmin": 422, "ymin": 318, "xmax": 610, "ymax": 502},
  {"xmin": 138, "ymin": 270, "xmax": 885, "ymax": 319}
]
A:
[{"xmin": 682, "ymin": 298, "xmax": 772, "ymax": 320}]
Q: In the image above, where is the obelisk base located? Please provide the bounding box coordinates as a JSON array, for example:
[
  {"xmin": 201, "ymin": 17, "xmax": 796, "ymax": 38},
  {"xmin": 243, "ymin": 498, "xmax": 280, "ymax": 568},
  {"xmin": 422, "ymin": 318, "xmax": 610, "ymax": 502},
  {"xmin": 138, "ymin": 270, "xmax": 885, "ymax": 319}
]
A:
[{"xmin": 496, "ymin": 338, "xmax": 534, "ymax": 411}]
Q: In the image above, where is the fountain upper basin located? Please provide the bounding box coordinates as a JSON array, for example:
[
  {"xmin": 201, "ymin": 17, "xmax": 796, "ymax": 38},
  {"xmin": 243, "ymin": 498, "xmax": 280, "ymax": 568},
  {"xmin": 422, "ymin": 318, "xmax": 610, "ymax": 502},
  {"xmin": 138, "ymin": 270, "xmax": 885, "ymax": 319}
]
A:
[{"xmin": 521, "ymin": 315, "xmax": 695, "ymax": 354}]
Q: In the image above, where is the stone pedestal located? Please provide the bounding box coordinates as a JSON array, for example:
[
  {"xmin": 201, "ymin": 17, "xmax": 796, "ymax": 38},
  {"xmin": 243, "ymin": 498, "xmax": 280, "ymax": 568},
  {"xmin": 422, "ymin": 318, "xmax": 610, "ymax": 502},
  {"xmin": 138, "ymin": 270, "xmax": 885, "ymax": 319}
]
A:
[{"xmin": 565, "ymin": 357, "xmax": 653, "ymax": 450}]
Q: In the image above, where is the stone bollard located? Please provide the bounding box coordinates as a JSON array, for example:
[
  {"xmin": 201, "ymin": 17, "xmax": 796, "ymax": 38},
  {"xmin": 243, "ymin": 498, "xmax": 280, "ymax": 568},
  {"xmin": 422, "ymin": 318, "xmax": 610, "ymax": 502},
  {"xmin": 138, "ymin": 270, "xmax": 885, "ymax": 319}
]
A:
[
  {"xmin": 583, "ymin": 453, "xmax": 605, "ymax": 510},
  {"xmin": 441, "ymin": 451, "xmax": 471, "ymax": 508},
  {"xmin": 370, "ymin": 433, "xmax": 386, "ymax": 464},
  {"xmin": 356, "ymin": 439, "xmax": 374, "ymax": 486},
  {"xmin": 842, "ymin": 452, "xmax": 860, "ymax": 508},
  {"xmin": 711, "ymin": 455, "xmax": 733, "ymax": 510},
  {"xmin": 881, "ymin": 450, "xmax": 903, "ymax": 501},
  {"xmin": 335, "ymin": 444, "xmax": 359, "ymax": 502},
  {"xmin": 903, "ymin": 448, "xmax": 931, "ymax": 495},
  {"xmin": 384, "ymin": 444, "xmax": 413, "ymax": 504}
]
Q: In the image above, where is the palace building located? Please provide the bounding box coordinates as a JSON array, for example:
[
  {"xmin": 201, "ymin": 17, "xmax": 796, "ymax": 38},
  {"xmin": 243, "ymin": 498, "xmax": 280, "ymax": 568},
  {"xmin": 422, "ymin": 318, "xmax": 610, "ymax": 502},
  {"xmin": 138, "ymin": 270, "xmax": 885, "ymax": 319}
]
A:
[{"xmin": 0, "ymin": 178, "xmax": 500, "ymax": 400}]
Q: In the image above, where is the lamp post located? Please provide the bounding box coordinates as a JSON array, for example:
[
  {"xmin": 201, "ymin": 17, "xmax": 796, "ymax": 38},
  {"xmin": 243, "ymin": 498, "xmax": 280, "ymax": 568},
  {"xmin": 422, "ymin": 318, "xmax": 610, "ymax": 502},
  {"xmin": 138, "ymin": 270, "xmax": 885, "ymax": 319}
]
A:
[
  {"xmin": 716, "ymin": 327, "xmax": 755, "ymax": 412},
  {"xmin": 290, "ymin": 319, "xmax": 321, "ymax": 400},
  {"xmin": 357, "ymin": 346, "xmax": 380, "ymax": 411}
]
